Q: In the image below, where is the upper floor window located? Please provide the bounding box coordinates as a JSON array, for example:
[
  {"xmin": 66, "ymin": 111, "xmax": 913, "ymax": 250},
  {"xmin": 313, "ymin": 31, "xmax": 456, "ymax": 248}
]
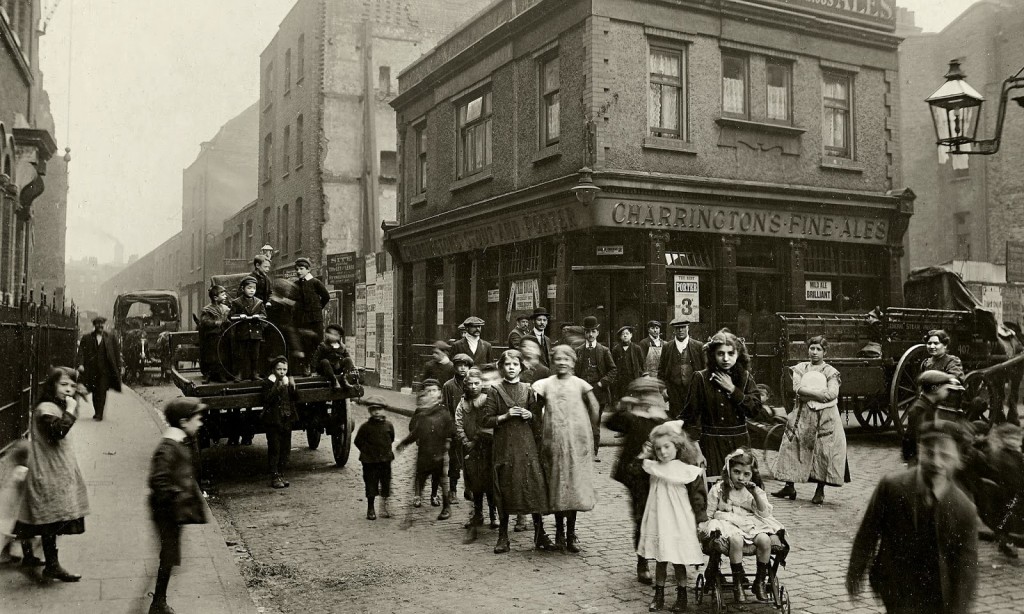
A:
[
  {"xmin": 245, "ymin": 220, "xmax": 254, "ymax": 256},
  {"xmin": 279, "ymin": 203, "xmax": 290, "ymax": 255},
  {"xmin": 649, "ymin": 46, "xmax": 686, "ymax": 139},
  {"xmin": 457, "ymin": 91, "xmax": 492, "ymax": 179},
  {"xmin": 284, "ymin": 48, "xmax": 292, "ymax": 93},
  {"xmin": 295, "ymin": 114, "xmax": 304, "ymax": 167},
  {"xmin": 262, "ymin": 207, "xmax": 272, "ymax": 244},
  {"xmin": 823, "ymin": 72, "xmax": 853, "ymax": 158},
  {"xmin": 295, "ymin": 198, "xmax": 303, "ymax": 251},
  {"xmin": 263, "ymin": 62, "xmax": 274, "ymax": 107},
  {"xmin": 297, "ymin": 34, "xmax": 305, "ymax": 81},
  {"xmin": 379, "ymin": 66, "xmax": 391, "ymax": 96},
  {"xmin": 722, "ymin": 53, "xmax": 748, "ymax": 118},
  {"xmin": 282, "ymin": 125, "xmax": 291, "ymax": 173},
  {"xmin": 380, "ymin": 150, "xmax": 397, "ymax": 180},
  {"xmin": 262, "ymin": 133, "xmax": 273, "ymax": 182},
  {"xmin": 415, "ymin": 123, "xmax": 428, "ymax": 194},
  {"xmin": 766, "ymin": 60, "xmax": 792, "ymax": 123},
  {"xmin": 540, "ymin": 55, "xmax": 560, "ymax": 146}
]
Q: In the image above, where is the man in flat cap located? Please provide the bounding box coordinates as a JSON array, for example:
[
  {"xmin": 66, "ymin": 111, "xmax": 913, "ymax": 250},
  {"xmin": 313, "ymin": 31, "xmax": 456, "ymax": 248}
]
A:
[
  {"xmin": 658, "ymin": 316, "xmax": 706, "ymax": 419},
  {"xmin": 638, "ymin": 320, "xmax": 664, "ymax": 376},
  {"xmin": 507, "ymin": 313, "xmax": 531, "ymax": 350},
  {"xmin": 902, "ymin": 370, "xmax": 966, "ymax": 463},
  {"xmin": 451, "ymin": 316, "xmax": 492, "ymax": 367},
  {"xmin": 77, "ymin": 315, "xmax": 122, "ymax": 420},
  {"xmin": 293, "ymin": 257, "xmax": 331, "ymax": 375}
]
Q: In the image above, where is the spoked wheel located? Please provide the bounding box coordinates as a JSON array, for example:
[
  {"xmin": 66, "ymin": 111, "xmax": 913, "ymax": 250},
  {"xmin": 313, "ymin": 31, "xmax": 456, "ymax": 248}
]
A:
[
  {"xmin": 890, "ymin": 344, "xmax": 928, "ymax": 435},
  {"xmin": 694, "ymin": 574, "xmax": 705, "ymax": 605},
  {"xmin": 852, "ymin": 395, "xmax": 892, "ymax": 430},
  {"xmin": 332, "ymin": 417, "xmax": 355, "ymax": 467},
  {"xmin": 962, "ymin": 371, "xmax": 994, "ymax": 424},
  {"xmin": 711, "ymin": 576, "xmax": 724, "ymax": 614},
  {"xmin": 778, "ymin": 585, "xmax": 791, "ymax": 614},
  {"xmin": 307, "ymin": 426, "xmax": 322, "ymax": 450}
]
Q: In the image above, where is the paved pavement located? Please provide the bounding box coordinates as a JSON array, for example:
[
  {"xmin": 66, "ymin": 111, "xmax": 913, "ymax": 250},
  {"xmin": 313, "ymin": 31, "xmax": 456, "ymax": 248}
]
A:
[
  {"xmin": 132, "ymin": 383, "xmax": 1024, "ymax": 614},
  {"xmin": 0, "ymin": 386, "xmax": 257, "ymax": 614}
]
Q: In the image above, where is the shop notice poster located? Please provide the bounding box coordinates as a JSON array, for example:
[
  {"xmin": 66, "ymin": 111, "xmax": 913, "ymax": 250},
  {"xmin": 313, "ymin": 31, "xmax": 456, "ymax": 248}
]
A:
[{"xmin": 674, "ymin": 275, "xmax": 700, "ymax": 322}]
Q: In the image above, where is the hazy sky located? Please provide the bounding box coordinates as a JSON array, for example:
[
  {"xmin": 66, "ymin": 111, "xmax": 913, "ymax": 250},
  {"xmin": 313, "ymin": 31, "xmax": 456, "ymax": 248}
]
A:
[{"xmin": 38, "ymin": 0, "xmax": 980, "ymax": 263}]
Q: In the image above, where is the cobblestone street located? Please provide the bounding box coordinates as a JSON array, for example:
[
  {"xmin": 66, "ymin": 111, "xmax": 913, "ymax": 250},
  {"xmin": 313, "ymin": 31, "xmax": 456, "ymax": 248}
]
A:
[{"xmin": 138, "ymin": 384, "xmax": 1023, "ymax": 614}]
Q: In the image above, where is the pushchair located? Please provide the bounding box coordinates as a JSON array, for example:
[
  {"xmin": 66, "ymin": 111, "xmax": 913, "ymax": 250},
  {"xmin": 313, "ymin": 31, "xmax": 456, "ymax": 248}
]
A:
[{"xmin": 694, "ymin": 529, "xmax": 791, "ymax": 613}]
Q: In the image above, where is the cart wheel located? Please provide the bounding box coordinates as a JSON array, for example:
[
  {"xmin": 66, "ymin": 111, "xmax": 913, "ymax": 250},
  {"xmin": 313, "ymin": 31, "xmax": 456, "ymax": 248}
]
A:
[
  {"xmin": 694, "ymin": 574, "xmax": 705, "ymax": 605},
  {"xmin": 778, "ymin": 585, "xmax": 790, "ymax": 614},
  {"xmin": 963, "ymin": 371, "xmax": 993, "ymax": 424},
  {"xmin": 711, "ymin": 578, "xmax": 724, "ymax": 614},
  {"xmin": 890, "ymin": 344, "xmax": 928, "ymax": 435},
  {"xmin": 307, "ymin": 426, "xmax": 322, "ymax": 450},
  {"xmin": 332, "ymin": 417, "xmax": 355, "ymax": 467},
  {"xmin": 852, "ymin": 396, "xmax": 891, "ymax": 430}
]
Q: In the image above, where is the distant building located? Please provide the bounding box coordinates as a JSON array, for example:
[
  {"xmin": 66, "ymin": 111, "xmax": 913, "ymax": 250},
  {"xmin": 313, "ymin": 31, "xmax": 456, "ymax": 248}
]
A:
[
  {"xmin": 65, "ymin": 256, "xmax": 125, "ymax": 318},
  {"xmin": 248, "ymin": 0, "xmax": 492, "ymax": 387},
  {"xmin": 900, "ymin": 1, "xmax": 1024, "ymax": 270}
]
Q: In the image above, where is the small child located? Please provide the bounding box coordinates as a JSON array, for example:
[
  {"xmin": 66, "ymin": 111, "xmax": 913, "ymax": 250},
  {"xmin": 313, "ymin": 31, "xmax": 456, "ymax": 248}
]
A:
[
  {"xmin": 455, "ymin": 366, "xmax": 494, "ymax": 540},
  {"xmin": 261, "ymin": 356, "xmax": 297, "ymax": 489},
  {"xmin": 702, "ymin": 448, "xmax": 784, "ymax": 603},
  {"xmin": 228, "ymin": 275, "xmax": 267, "ymax": 381},
  {"xmin": 148, "ymin": 398, "xmax": 208, "ymax": 614},
  {"xmin": 354, "ymin": 396, "xmax": 395, "ymax": 520},
  {"xmin": 0, "ymin": 441, "xmax": 30, "ymax": 563},
  {"xmin": 396, "ymin": 378, "xmax": 454, "ymax": 521},
  {"xmin": 312, "ymin": 324, "xmax": 355, "ymax": 390},
  {"xmin": 637, "ymin": 421, "xmax": 708, "ymax": 612}
]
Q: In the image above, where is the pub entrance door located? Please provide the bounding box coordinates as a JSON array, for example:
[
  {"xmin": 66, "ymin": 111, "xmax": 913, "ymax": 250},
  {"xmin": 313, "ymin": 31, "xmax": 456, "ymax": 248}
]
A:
[
  {"xmin": 736, "ymin": 273, "xmax": 782, "ymax": 394},
  {"xmin": 572, "ymin": 270, "xmax": 643, "ymax": 347}
]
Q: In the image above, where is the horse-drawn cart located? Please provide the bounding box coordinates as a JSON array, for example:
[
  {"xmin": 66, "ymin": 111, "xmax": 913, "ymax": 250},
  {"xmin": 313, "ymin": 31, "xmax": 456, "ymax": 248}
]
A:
[{"xmin": 773, "ymin": 268, "xmax": 1022, "ymax": 433}]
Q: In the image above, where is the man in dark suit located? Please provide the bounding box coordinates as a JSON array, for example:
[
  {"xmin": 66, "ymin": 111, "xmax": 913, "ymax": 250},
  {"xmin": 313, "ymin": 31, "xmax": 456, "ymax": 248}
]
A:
[
  {"xmin": 293, "ymin": 257, "xmax": 332, "ymax": 374},
  {"xmin": 77, "ymin": 316, "xmax": 122, "ymax": 421},
  {"xmin": 847, "ymin": 420, "xmax": 978, "ymax": 613},
  {"xmin": 451, "ymin": 316, "xmax": 493, "ymax": 367},
  {"xmin": 506, "ymin": 314, "xmax": 531, "ymax": 349},
  {"xmin": 658, "ymin": 317, "xmax": 706, "ymax": 419},
  {"xmin": 575, "ymin": 316, "xmax": 617, "ymax": 413},
  {"xmin": 528, "ymin": 307, "xmax": 553, "ymax": 367}
]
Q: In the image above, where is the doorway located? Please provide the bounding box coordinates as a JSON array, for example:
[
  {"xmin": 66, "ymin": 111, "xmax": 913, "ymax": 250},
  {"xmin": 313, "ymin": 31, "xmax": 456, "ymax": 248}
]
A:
[
  {"xmin": 572, "ymin": 270, "xmax": 643, "ymax": 346},
  {"xmin": 736, "ymin": 273, "xmax": 782, "ymax": 385}
]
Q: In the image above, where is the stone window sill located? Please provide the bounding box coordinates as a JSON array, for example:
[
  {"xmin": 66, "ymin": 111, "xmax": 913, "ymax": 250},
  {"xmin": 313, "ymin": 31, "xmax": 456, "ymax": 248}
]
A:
[
  {"xmin": 531, "ymin": 145, "xmax": 561, "ymax": 164},
  {"xmin": 819, "ymin": 157, "xmax": 864, "ymax": 173},
  {"xmin": 643, "ymin": 136, "xmax": 698, "ymax": 154},
  {"xmin": 449, "ymin": 171, "xmax": 493, "ymax": 192},
  {"xmin": 714, "ymin": 117, "xmax": 806, "ymax": 136},
  {"xmin": 409, "ymin": 193, "xmax": 427, "ymax": 207}
]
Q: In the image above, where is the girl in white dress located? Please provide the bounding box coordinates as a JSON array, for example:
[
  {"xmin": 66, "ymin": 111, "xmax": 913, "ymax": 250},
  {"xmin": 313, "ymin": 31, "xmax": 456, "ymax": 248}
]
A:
[
  {"xmin": 637, "ymin": 422, "xmax": 707, "ymax": 612},
  {"xmin": 702, "ymin": 449, "xmax": 784, "ymax": 603}
]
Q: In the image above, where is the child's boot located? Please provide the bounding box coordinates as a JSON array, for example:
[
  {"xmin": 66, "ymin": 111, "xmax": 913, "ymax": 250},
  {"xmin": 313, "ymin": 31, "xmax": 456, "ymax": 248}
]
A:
[
  {"xmin": 752, "ymin": 561, "xmax": 769, "ymax": 601},
  {"xmin": 494, "ymin": 528, "xmax": 510, "ymax": 554},
  {"xmin": 636, "ymin": 556, "xmax": 652, "ymax": 585},
  {"xmin": 148, "ymin": 598, "xmax": 175, "ymax": 614},
  {"xmin": 730, "ymin": 563, "xmax": 747, "ymax": 603},
  {"xmin": 366, "ymin": 498, "xmax": 376, "ymax": 521},
  {"xmin": 437, "ymin": 492, "xmax": 451, "ymax": 520},
  {"xmin": 671, "ymin": 586, "xmax": 688, "ymax": 612},
  {"xmin": 380, "ymin": 497, "xmax": 391, "ymax": 519},
  {"xmin": 271, "ymin": 474, "xmax": 286, "ymax": 489},
  {"xmin": 533, "ymin": 518, "xmax": 556, "ymax": 551},
  {"xmin": 489, "ymin": 505, "xmax": 498, "ymax": 529},
  {"xmin": 648, "ymin": 586, "xmax": 665, "ymax": 612},
  {"xmin": 20, "ymin": 540, "xmax": 44, "ymax": 567},
  {"xmin": 554, "ymin": 523, "xmax": 567, "ymax": 551}
]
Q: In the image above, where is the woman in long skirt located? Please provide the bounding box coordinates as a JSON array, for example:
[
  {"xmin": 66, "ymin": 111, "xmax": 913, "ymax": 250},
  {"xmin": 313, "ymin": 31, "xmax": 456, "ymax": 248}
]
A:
[
  {"xmin": 772, "ymin": 336, "xmax": 849, "ymax": 504},
  {"xmin": 15, "ymin": 367, "xmax": 89, "ymax": 581},
  {"xmin": 533, "ymin": 345, "xmax": 600, "ymax": 552}
]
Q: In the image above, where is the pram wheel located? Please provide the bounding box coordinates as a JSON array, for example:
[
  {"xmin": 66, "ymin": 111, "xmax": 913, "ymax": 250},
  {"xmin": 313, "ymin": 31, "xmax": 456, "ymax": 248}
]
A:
[
  {"xmin": 777, "ymin": 586, "xmax": 790, "ymax": 613},
  {"xmin": 711, "ymin": 577, "xmax": 725, "ymax": 614},
  {"xmin": 694, "ymin": 574, "xmax": 705, "ymax": 605}
]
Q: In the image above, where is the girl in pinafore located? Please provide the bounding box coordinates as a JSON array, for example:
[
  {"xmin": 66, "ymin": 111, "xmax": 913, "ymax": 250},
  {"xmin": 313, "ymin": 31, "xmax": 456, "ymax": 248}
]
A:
[
  {"xmin": 682, "ymin": 330, "xmax": 763, "ymax": 479},
  {"xmin": 637, "ymin": 422, "xmax": 708, "ymax": 612},
  {"xmin": 702, "ymin": 449, "xmax": 784, "ymax": 603}
]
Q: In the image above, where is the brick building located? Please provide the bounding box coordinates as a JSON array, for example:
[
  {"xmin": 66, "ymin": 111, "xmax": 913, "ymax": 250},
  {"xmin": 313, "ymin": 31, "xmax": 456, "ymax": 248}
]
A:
[
  {"xmin": 250, "ymin": 0, "xmax": 490, "ymax": 387},
  {"xmin": 387, "ymin": 0, "xmax": 915, "ymax": 390},
  {"xmin": 900, "ymin": 0, "xmax": 1024, "ymax": 270}
]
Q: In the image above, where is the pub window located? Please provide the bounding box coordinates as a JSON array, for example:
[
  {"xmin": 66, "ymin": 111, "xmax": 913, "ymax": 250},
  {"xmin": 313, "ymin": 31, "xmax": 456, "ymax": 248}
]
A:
[
  {"xmin": 665, "ymin": 246, "xmax": 713, "ymax": 269},
  {"xmin": 648, "ymin": 46, "xmax": 686, "ymax": 139},
  {"xmin": 415, "ymin": 123, "xmax": 428, "ymax": 194},
  {"xmin": 766, "ymin": 60, "xmax": 792, "ymax": 123},
  {"xmin": 805, "ymin": 243, "xmax": 881, "ymax": 313},
  {"xmin": 805, "ymin": 244, "xmax": 837, "ymax": 274},
  {"xmin": 823, "ymin": 72, "xmax": 853, "ymax": 158},
  {"xmin": 722, "ymin": 52, "xmax": 748, "ymax": 119},
  {"xmin": 539, "ymin": 54, "xmax": 560, "ymax": 146},
  {"xmin": 502, "ymin": 243, "xmax": 541, "ymax": 277},
  {"xmin": 735, "ymin": 238, "xmax": 776, "ymax": 269},
  {"xmin": 542, "ymin": 240, "xmax": 559, "ymax": 272},
  {"xmin": 456, "ymin": 90, "xmax": 492, "ymax": 179}
]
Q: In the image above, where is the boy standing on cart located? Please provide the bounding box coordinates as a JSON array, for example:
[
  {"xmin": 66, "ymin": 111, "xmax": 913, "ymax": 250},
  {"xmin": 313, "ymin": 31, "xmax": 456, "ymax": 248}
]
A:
[
  {"xmin": 228, "ymin": 276, "xmax": 267, "ymax": 381},
  {"xmin": 293, "ymin": 258, "xmax": 331, "ymax": 375}
]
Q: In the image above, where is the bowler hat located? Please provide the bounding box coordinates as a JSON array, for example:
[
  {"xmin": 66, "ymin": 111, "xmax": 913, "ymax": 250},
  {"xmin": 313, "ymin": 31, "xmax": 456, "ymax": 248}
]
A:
[
  {"xmin": 240, "ymin": 275, "xmax": 258, "ymax": 287},
  {"xmin": 529, "ymin": 307, "xmax": 551, "ymax": 319},
  {"xmin": 295, "ymin": 257, "xmax": 312, "ymax": 269},
  {"xmin": 583, "ymin": 316, "xmax": 600, "ymax": 330},
  {"xmin": 669, "ymin": 316, "xmax": 694, "ymax": 327},
  {"xmin": 462, "ymin": 316, "xmax": 485, "ymax": 327},
  {"xmin": 646, "ymin": 320, "xmax": 662, "ymax": 329},
  {"xmin": 163, "ymin": 397, "xmax": 207, "ymax": 427},
  {"xmin": 452, "ymin": 353, "xmax": 474, "ymax": 367},
  {"xmin": 917, "ymin": 370, "xmax": 965, "ymax": 391},
  {"xmin": 92, "ymin": 316, "xmax": 107, "ymax": 325}
]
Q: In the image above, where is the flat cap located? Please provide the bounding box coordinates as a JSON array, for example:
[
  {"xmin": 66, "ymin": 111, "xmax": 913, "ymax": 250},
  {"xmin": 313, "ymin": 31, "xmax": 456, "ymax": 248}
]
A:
[
  {"xmin": 294, "ymin": 257, "xmax": 312, "ymax": 268},
  {"xmin": 432, "ymin": 340, "xmax": 451, "ymax": 351},
  {"xmin": 421, "ymin": 378, "xmax": 441, "ymax": 388},
  {"xmin": 917, "ymin": 370, "xmax": 965, "ymax": 391},
  {"xmin": 239, "ymin": 275, "xmax": 258, "ymax": 287},
  {"xmin": 92, "ymin": 315, "xmax": 107, "ymax": 325},
  {"xmin": 462, "ymin": 316, "xmax": 485, "ymax": 327},
  {"xmin": 362, "ymin": 395, "xmax": 388, "ymax": 409},
  {"xmin": 164, "ymin": 397, "xmax": 207, "ymax": 426},
  {"xmin": 452, "ymin": 353, "xmax": 474, "ymax": 366},
  {"xmin": 646, "ymin": 320, "xmax": 662, "ymax": 329},
  {"xmin": 669, "ymin": 316, "xmax": 695, "ymax": 326}
]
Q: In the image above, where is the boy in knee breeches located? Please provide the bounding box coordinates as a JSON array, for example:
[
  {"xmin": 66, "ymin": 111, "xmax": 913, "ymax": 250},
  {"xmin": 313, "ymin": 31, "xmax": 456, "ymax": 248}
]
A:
[
  {"xmin": 355, "ymin": 396, "xmax": 395, "ymax": 519},
  {"xmin": 229, "ymin": 276, "xmax": 267, "ymax": 381},
  {"xmin": 312, "ymin": 324, "xmax": 354, "ymax": 390},
  {"xmin": 261, "ymin": 356, "xmax": 297, "ymax": 489},
  {"xmin": 396, "ymin": 379, "xmax": 455, "ymax": 521}
]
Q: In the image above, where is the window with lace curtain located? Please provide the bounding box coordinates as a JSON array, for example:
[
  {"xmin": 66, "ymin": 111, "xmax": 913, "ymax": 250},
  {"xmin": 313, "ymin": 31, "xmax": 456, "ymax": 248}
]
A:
[
  {"xmin": 823, "ymin": 72, "xmax": 853, "ymax": 158},
  {"xmin": 766, "ymin": 60, "xmax": 792, "ymax": 123},
  {"xmin": 722, "ymin": 53, "xmax": 748, "ymax": 118},
  {"xmin": 648, "ymin": 46, "xmax": 686, "ymax": 139}
]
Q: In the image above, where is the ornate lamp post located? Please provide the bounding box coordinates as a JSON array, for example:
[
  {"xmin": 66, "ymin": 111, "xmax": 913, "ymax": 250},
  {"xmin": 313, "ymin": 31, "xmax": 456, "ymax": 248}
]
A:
[{"xmin": 926, "ymin": 59, "xmax": 1024, "ymax": 155}]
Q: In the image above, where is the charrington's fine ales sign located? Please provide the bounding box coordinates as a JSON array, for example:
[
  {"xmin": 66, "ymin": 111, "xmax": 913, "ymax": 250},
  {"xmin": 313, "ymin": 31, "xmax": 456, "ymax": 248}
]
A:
[{"xmin": 749, "ymin": 0, "xmax": 897, "ymax": 30}]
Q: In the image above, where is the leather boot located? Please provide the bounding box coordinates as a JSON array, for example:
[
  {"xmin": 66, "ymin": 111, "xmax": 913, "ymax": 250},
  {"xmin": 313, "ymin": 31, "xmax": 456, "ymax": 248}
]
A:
[
  {"xmin": 493, "ymin": 528, "xmax": 510, "ymax": 554},
  {"xmin": 380, "ymin": 497, "xmax": 391, "ymax": 519},
  {"xmin": 437, "ymin": 494, "xmax": 451, "ymax": 521},
  {"xmin": 555, "ymin": 525, "xmax": 567, "ymax": 551},
  {"xmin": 20, "ymin": 541, "xmax": 44, "ymax": 567},
  {"xmin": 566, "ymin": 531, "xmax": 581, "ymax": 553},
  {"xmin": 636, "ymin": 557, "xmax": 653, "ymax": 585},
  {"xmin": 771, "ymin": 483, "xmax": 797, "ymax": 500},
  {"xmin": 730, "ymin": 563, "xmax": 747, "ymax": 603},
  {"xmin": 648, "ymin": 586, "xmax": 665, "ymax": 612},
  {"xmin": 671, "ymin": 586, "xmax": 688, "ymax": 612},
  {"xmin": 42, "ymin": 554, "xmax": 81, "ymax": 582},
  {"xmin": 513, "ymin": 513, "xmax": 528, "ymax": 532},
  {"xmin": 533, "ymin": 522, "xmax": 556, "ymax": 551},
  {"xmin": 148, "ymin": 598, "xmax": 176, "ymax": 614},
  {"xmin": 753, "ymin": 561, "xmax": 769, "ymax": 601}
]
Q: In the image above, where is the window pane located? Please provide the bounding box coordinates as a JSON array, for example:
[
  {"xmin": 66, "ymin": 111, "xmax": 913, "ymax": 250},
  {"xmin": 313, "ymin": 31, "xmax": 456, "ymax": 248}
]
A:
[
  {"xmin": 660, "ymin": 86, "xmax": 679, "ymax": 131},
  {"xmin": 543, "ymin": 58, "xmax": 559, "ymax": 93},
  {"xmin": 650, "ymin": 50, "xmax": 679, "ymax": 78},
  {"xmin": 767, "ymin": 63, "xmax": 789, "ymax": 121},
  {"xmin": 547, "ymin": 93, "xmax": 560, "ymax": 141},
  {"xmin": 485, "ymin": 120, "xmax": 492, "ymax": 166},
  {"xmin": 824, "ymin": 76, "xmax": 848, "ymax": 101},
  {"xmin": 722, "ymin": 56, "xmax": 746, "ymax": 115},
  {"xmin": 465, "ymin": 96, "xmax": 482, "ymax": 122}
]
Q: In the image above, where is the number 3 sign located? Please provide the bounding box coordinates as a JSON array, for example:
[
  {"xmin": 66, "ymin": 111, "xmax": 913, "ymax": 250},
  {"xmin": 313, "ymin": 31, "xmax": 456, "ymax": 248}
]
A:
[{"xmin": 674, "ymin": 275, "xmax": 700, "ymax": 322}]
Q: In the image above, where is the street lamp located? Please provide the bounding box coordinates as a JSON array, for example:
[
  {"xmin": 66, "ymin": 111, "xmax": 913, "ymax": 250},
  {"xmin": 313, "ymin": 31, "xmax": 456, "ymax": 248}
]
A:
[
  {"xmin": 570, "ymin": 167, "xmax": 601, "ymax": 206},
  {"xmin": 926, "ymin": 59, "xmax": 1024, "ymax": 155}
]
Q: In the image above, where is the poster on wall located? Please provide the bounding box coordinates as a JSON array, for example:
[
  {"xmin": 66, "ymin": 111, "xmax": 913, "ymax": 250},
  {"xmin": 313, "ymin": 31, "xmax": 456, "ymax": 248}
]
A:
[
  {"xmin": 547, "ymin": 284, "xmax": 557, "ymax": 300},
  {"xmin": 355, "ymin": 283, "xmax": 367, "ymax": 368},
  {"xmin": 487, "ymin": 289, "xmax": 500, "ymax": 303},
  {"xmin": 436, "ymin": 289, "xmax": 444, "ymax": 326},
  {"xmin": 982, "ymin": 285, "xmax": 1004, "ymax": 324},
  {"xmin": 506, "ymin": 279, "xmax": 538, "ymax": 321},
  {"xmin": 673, "ymin": 274, "xmax": 700, "ymax": 322},
  {"xmin": 805, "ymin": 280, "xmax": 832, "ymax": 302}
]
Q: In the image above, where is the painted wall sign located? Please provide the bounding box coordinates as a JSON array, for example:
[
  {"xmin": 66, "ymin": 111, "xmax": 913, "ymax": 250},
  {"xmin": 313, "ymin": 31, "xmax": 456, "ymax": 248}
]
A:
[
  {"xmin": 597, "ymin": 245, "xmax": 624, "ymax": 256},
  {"xmin": 597, "ymin": 200, "xmax": 891, "ymax": 245},
  {"xmin": 750, "ymin": 0, "xmax": 897, "ymax": 29},
  {"xmin": 399, "ymin": 202, "xmax": 584, "ymax": 261},
  {"xmin": 805, "ymin": 280, "xmax": 833, "ymax": 301},
  {"xmin": 487, "ymin": 288, "xmax": 500, "ymax": 303},
  {"xmin": 324, "ymin": 251, "xmax": 360, "ymax": 285},
  {"xmin": 673, "ymin": 274, "xmax": 700, "ymax": 322}
]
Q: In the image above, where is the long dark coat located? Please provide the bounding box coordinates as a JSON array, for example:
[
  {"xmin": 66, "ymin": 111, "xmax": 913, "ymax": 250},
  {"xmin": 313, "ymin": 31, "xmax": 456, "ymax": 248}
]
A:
[
  {"xmin": 611, "ymin": 342, "xmax": 645, "ymax": 399},
  {"xmin": 77, "ymin": 331, "xmax": 122, "ymax": 393},
  {"xmin": 682, "ymin": 367, "xmax": 763, "ymax": 478},
  {"xmin": 480, "ymin": 381, "xmax": 548, "ymax": 515},
  {"xmin": 229, "ymin": 296, "xmax": 267, "ymax": 340}
]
